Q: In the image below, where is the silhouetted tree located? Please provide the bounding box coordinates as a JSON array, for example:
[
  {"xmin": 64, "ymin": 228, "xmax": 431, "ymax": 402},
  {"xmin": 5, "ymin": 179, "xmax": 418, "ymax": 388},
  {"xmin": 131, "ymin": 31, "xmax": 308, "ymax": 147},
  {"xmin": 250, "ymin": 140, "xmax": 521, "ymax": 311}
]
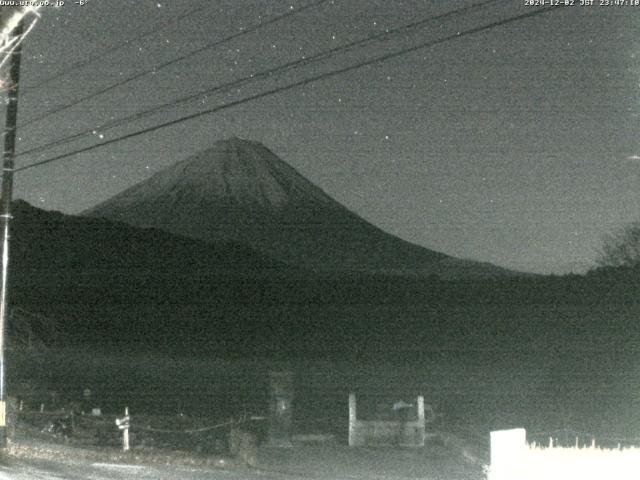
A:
[{"xmin": 597, "ymin": 221, "xmax": 640, "ymax": 268}]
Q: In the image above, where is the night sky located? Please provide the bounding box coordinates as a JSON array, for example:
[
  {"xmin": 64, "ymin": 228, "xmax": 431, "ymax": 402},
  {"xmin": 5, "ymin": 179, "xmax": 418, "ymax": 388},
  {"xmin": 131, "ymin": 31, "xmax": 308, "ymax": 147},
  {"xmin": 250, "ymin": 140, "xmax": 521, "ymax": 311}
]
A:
[{"xmin": 3, "ymin": 0, "xmax": 639, "ymax": 274}]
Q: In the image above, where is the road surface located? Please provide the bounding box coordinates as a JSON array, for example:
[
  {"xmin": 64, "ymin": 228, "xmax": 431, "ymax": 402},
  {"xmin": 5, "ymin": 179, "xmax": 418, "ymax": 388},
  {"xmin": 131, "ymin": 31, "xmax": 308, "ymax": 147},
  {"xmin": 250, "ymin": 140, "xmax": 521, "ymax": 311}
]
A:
[
  {"xmin": 0, "ymin": 456, "xmax": 302, "ymax": 480},
  {"xmin": 0, "ymin": 443, "xmax": 485, "ymax": 479}
]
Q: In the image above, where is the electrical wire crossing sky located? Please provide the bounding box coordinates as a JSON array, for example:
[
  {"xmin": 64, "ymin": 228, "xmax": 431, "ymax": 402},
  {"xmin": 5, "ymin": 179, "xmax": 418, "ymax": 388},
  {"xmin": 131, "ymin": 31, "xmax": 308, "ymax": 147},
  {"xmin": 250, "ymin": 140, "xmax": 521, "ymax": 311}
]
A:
[{"xmin": 3, "ymin": 0, "xmax": 640, "ymax": 275}]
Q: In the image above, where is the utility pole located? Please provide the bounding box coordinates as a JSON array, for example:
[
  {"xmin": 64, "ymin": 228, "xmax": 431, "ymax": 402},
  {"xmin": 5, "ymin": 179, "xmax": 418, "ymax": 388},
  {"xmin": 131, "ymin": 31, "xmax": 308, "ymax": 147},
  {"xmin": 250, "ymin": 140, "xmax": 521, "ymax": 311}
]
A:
[{"xmin": 0, "ymin": 19, "xmax": 24, "ymax": 447}]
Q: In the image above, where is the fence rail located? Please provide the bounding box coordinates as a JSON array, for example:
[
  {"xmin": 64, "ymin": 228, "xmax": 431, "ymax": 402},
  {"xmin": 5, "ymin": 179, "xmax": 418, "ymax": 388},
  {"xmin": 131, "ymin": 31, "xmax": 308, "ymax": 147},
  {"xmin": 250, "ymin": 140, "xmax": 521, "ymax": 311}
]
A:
[{"xmin": 17, "ymin": 407, "xmax": 257, "ymax": 452}]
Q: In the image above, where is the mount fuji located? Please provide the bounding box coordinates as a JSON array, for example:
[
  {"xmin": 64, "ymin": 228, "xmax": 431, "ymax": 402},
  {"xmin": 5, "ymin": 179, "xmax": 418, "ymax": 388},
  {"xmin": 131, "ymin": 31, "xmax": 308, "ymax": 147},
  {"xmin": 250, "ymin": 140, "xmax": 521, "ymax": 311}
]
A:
[{"xmin": 84, "ymin": 137, "xmax": 510, "ymax": 279}]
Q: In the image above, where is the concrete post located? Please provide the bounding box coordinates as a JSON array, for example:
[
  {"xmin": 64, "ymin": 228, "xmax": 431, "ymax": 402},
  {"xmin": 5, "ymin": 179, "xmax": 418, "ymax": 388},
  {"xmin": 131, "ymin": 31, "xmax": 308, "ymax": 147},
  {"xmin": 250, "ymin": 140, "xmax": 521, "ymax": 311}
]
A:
[
  {"xmin": 267, "ymin": 371, "xmax": 293, "ymax": 447},
  {"xmin": 348, "ymin": 393, "xmax": 357, "ymax": 446},
  {"xmin": 416, "ymin": 396, "xmax": 425, "ymax": 445},
  {"xmin": 122, "ymin": 407, "xmax": 130, "ymax": 452}
]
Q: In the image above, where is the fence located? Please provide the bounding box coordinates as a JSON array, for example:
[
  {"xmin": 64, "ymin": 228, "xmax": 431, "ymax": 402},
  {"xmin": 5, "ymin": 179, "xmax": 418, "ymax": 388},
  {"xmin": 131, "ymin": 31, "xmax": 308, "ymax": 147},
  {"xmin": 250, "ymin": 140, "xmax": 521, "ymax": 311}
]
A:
[
  {"xmin": 487, "ymin": 428, "xmax": 640, "ymax": 480},
  {"xmin": 348, "ymin": 393, "xmax": 431, "ymax": 447},
  {"xmin": 18, "ymin": 407, "xmax": 246, "ymax": 454}
]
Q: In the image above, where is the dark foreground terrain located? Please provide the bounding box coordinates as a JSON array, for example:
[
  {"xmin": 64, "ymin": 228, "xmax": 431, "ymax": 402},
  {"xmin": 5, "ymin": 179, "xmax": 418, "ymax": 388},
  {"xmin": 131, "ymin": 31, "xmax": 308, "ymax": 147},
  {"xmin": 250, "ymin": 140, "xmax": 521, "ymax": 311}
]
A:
[
  {"xmin": 3, "ymin": 428, "xmax": 485, "ymax": 480},
  {"xmin": 7, "ymin": 197, "xmax": 640, "ymax": 477},
  {"xmin": 7, "ymin": 345, "xmax": 640, "ymax": 453}
]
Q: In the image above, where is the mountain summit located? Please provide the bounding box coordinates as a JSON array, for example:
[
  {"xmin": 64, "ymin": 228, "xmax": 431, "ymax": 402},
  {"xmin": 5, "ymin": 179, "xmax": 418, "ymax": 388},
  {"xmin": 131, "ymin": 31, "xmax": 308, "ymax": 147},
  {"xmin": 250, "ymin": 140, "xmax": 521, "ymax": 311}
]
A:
[{"xmin": 84, "ymin": 137, "xmax": 507, "ymax": 278}]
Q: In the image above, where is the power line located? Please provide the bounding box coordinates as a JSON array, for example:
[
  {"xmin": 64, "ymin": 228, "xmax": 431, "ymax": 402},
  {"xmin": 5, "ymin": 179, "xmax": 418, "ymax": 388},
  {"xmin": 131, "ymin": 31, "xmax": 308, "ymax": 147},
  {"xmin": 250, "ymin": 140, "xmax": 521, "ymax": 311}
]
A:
[
  {"xmin": 15, "ymin": 5, "xmax": 561, "ymax": 174},
  {"xmin": 19, "ymin": 0, "xmax": 332, "ymax": 128},
  {"xmin": 22, "ymin": 3, "xmax": 206, "ymax": 93},
  {"xmin": 18, "ymin": 0, "xmax": 498, "ymax": 156},
  {"xmin": 17, "ymin": 0, "xmax": 501, "ymax": 158}
]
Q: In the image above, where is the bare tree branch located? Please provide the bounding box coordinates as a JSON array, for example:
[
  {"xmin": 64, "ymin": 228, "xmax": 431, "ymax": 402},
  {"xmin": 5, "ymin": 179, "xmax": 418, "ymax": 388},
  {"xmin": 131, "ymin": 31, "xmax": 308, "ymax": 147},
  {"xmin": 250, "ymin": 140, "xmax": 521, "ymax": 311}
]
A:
[{"xmin": 597, "ymin": 221, "xmax": 640, "ymax": 268}]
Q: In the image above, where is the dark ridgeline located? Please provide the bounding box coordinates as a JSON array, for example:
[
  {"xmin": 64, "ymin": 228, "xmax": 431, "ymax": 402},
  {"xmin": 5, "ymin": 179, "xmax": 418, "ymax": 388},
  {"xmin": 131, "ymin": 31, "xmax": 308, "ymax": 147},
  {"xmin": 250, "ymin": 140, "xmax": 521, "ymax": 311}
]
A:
[{"xmin": 5, "ymin": 138, "xmax": 640, "ymax": 359}]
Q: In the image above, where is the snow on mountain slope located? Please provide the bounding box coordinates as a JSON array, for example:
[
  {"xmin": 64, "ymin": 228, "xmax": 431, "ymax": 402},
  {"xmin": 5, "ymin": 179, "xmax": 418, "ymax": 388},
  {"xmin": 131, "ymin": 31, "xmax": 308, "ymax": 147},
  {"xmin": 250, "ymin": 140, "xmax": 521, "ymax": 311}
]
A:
[{"xmin": 84, "ymin": 137, "xmax": 510, "ymax": 279}]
